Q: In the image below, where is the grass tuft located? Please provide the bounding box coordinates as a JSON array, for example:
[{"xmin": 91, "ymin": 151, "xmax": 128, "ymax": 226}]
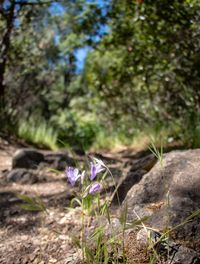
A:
[{"xmin": 18, "ymin": 117, "xmax": 58, "ymax": 150}]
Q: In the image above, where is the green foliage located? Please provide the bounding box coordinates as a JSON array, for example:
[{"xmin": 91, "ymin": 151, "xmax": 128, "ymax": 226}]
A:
[
  {"xmin": 51, "ymin": 110, "xmax": 99, "ymax": 149},
  {"xmin": 149, "ymin": 141, "xmax": 163, "ymax": 165},
  {"xmin": 18, "ymin": 116, "xmax": 58, "ymax": 150},
  {"xmin": 181, "ymin": 113, "xmax": 200, "ymax": 148},
  {"xmin": 17, "ymin": 194, "xmax": 46, "ymax": 213},
  {"xmin": 92, "ymin": 126, "xmax": 136, "ymax": 150},
  {"xmin": 83, "ymin": 0, "xmax": 200, "ymax": 147},
  {"xmin": 1, "ymin": 0, "xmax": 200, "ymax": 150}
]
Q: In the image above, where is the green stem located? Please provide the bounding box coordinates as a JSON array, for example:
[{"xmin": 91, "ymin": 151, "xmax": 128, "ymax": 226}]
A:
[{"xmin": 81, "ymin": 207, "xmax": 85, "ymax": 263}]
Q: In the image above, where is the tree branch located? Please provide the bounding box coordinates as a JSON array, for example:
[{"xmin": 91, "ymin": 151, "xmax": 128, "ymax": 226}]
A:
[{"xmin": 15, "ymin": 0, "xmax": 55, "ymax": 6}]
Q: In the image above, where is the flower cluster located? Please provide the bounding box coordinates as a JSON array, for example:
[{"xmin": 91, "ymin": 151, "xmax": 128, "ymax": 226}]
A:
[{"xmin": 65, "ymin": 158, "xmax": 105, "ymax": 195}]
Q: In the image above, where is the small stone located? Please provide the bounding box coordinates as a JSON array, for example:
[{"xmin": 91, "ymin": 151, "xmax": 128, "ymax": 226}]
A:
[
  {"xmin": 49, "ymin": 258, "xmax": 58, "ymax": 263},
  {"xmin": 136, "ymin": 228, "xmax": 151, "ymax": 245},
  {"xmin": 12, "ymin": 149, "xmax": 44, "ymax": 169},
  {"xmin": 59, "ymin": 216, "xmax": 68, "ymax": 225}
]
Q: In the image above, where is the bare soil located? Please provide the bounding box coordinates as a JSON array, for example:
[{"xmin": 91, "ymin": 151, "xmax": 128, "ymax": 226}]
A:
[{"xmin": 0, "ymin": 139, "xmax": 160, "ymax": 264}]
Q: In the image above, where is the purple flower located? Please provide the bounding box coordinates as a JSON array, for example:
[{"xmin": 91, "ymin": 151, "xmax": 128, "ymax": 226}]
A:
[
  {"xmin": 89, "ymin": 182, "xmax": 102, "ymax": 195},
  {"xmin": 90, "ymin": 162, "xmax": 105, "ymax": 180},
  {"xmin": 93, "ymin": 157, "xmax": 106, "ymax": 168},
  {"xmin": 65, "ymin": 167, "xmax": 81, "ymax": 186}
]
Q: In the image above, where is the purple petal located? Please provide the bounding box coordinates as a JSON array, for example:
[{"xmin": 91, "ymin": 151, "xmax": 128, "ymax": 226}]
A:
[
  {"xmin": 90, "ymin": 162, "xmax": 105, "ymax": 181},
  {"xmin": 95, "ymin": 164, "xmax": 105, "ymax": 174},
  {"xmin": 66, "ymin": 167, "xmax": 80, "ymax": 186},
  {"xmin": 90, "ymin": 162, "xmax": 96, "ymax": 180},
  {"xmin": 89, "ymin": 182, "xmax": 102, "ymax": 195}
]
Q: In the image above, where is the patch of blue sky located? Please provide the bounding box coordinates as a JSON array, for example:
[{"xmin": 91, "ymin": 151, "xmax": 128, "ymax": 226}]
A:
[
  {"xmin": 88, "ymin": 0, "xmax": 108, "ymax": 8},
  {"xmin": 75, "ymin": 46, "xmax": 91, "ymax": 72},
  {"xmin": 2, "ymin": 0, "xmax": 11, "ymax": 10},
  {"xmin": 49, "ymin": 0, "xmax": 109, "ymax": 71},
  {"xmin": 49, "ymin": 2, "xmax": 65, "ymax": 15},
  {"xmin": 75, "ymin": 23, "xmax": 109, "ymax": 71},
  {"xmin": 49, "ymin": 0, "xmax": 108, "ymax": 15}
]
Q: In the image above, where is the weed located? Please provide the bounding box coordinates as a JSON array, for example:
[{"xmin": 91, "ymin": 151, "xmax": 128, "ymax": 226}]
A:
[{"xmin": 18, "ymin": 116, "xmax": 58, "ymax": 150}]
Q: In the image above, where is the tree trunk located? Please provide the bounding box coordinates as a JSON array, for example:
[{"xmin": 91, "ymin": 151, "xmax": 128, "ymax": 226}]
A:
[{"xmin": 0, "ymin": 0, "xmax": 15, "ymax": 99}]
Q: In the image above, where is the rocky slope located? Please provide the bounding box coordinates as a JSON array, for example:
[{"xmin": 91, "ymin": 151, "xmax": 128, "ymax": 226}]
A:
[{"xmin": 1, "ymin": 141, "xmax": 200, "ymax": 263}]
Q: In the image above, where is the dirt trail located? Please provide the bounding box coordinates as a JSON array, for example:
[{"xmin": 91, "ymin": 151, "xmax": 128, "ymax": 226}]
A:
[
  {"xmin": 0, "ymin": 140, "xmax": 142, "ymax": 264},
  {"xmin": 0, "ymin": 143, "xmax": 15, "ymax": 172}
]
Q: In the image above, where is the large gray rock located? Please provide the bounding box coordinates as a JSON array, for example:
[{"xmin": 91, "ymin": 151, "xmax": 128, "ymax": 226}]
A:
[
  {"xmin": 112, "ymin": 154, "xmax": 156, "ymax": 204},
  {"xmin": 124, "ymin": 149, "xmax": 200, "ymax": 248},
  {"xmin": 12, "ymin": 149, "xmax": 44, "ymax": 169}
]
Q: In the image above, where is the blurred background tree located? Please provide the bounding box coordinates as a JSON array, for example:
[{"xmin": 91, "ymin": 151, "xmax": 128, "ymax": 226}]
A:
[{"xmin": 0, "ymin": 0, "xmax": 200, "ymax": 149}]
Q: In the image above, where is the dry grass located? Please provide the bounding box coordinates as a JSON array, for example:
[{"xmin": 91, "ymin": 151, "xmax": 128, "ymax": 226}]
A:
[{"xmin": 125, "ymin": 231, "xmax": 167, "ymax": 264}]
